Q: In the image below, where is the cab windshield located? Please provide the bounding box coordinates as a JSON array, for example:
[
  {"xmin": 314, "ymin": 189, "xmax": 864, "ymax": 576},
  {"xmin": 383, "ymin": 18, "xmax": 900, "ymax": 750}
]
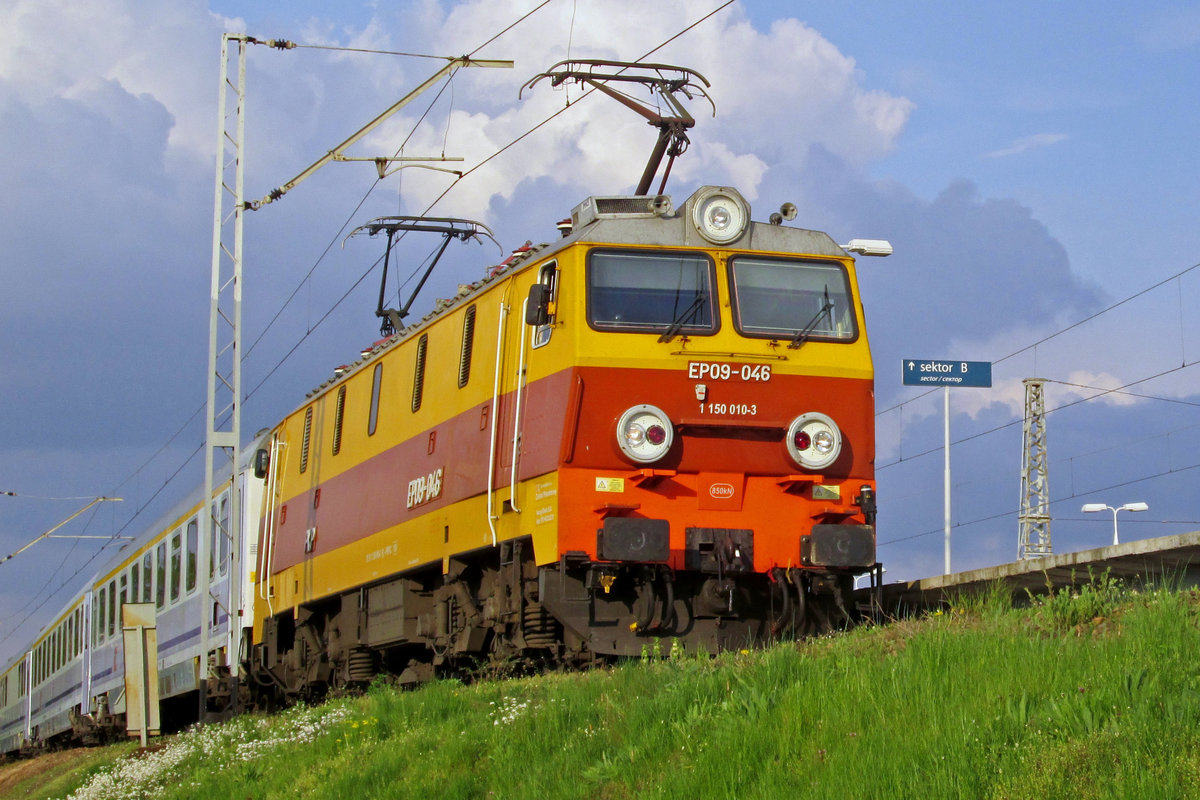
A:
[
  {"xmin": 587, "ymin": 250, "xmax": 717, "ymax": 335},
  {"xmin": 728, "ymin": 257, "xmax": 856, "ymax": 343}
]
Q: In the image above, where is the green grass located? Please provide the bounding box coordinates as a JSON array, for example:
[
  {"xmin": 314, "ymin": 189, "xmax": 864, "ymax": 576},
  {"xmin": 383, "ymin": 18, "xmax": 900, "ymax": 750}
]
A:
[{"xmin": 22, "ymin": 580, "xmax": 1200, "ymax": 800}]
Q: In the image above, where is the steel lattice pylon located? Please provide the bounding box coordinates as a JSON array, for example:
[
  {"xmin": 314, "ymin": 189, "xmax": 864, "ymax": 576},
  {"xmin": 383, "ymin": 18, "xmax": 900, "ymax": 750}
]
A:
[
  {"xmin": 1018, "ymin": 378, "xmax": 1051, "ymax": 559},
  {"xmin": 202, "ymin": 33, "xmax": 247, "ymax": 715}
]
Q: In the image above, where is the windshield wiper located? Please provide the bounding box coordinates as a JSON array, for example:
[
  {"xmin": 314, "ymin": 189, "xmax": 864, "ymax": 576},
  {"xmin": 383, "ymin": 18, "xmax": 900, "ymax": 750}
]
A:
[
  {"xmin": 658, "ymin": 293, "xmax": 707, "ymax": 343},
  {"xmin": 787, "ymin": 286, "xmax": 833, "ymax": 350}
]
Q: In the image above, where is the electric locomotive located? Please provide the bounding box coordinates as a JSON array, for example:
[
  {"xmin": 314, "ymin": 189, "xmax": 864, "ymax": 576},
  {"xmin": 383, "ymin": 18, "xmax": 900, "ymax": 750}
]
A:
[{"xmin": 247, "ymin": 182, "xmax": 880, "ymax": 697}]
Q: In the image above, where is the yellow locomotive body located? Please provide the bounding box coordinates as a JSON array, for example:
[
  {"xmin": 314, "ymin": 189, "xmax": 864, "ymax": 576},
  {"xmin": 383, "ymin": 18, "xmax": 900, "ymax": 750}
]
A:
[{"xmin": 250, "ymin": 186, "xmax": 877, "ymax": 692}]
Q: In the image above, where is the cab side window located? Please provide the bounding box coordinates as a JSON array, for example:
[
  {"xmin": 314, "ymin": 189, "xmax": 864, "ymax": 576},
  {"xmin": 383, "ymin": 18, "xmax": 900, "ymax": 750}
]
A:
[{"xmin": 530, "ymin": 262, "xmax": 558, "ymax": 349}]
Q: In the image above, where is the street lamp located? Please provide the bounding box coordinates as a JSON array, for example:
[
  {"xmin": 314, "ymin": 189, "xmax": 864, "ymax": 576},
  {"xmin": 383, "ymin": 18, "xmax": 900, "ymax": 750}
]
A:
[{"xmin": 1081, "ymin": 502, "xmax": 1148, "ymax": 546}]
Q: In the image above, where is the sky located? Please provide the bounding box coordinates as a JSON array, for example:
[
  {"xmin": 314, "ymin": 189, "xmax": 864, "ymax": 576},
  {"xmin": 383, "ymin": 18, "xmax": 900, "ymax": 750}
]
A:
[{"xmin": 3, "ymin": 0, "xmax": 1200, "ymax": 666}]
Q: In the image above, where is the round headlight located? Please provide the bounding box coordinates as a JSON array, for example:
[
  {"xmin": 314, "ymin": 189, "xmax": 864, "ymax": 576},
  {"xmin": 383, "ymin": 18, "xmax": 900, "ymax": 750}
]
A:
[
  {"xmin": 616, "ymin": 404, "xmax": 674, "ymax": 464},
  {"xmin": 691, "ymin": 187, "xmax": 748, "ymax": 244},
  {"xmin": 785, "ymin": 412, "xmax": 842, "ymax": 470}
]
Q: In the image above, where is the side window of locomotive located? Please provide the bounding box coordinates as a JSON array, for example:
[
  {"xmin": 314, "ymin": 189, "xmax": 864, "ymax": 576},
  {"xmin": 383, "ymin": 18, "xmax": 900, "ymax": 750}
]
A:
[
  {"xmin": 728, "ymin": 257, "xmax": 857, "ymax": 342},
  {"xmin": 530, "ymin": 262, "xmax": 558, "ymax": 349},
  {"xmin": 458, "ymin": 305, "xmax": 477, "ymax": 388},
  {"xmin": 587, "ymin": 250, "xmax": 717, "ymax": 335},
  {"xmin": 368, "ymin": 363, "xmax": 382, "ymax": 436}
]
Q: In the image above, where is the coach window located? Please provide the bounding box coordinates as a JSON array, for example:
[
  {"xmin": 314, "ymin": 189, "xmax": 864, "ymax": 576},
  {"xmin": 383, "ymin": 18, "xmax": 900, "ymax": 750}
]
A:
[
  {"xmin": 97, "ymin": 586, "xmax": 107, "ymax": 644},
  {"xmin": 119, "ymin": 573, "xmax": 128, "ymax": 615},
  {"xmin": 587, "ymin": 250, "xmax": 717, "ymax": 337},
  {"xmin": 108, "ymin": 579, "xmax": 116, "ymax": 638},
  {"xmin": 531, "ymin": 262, "xmax": 558, "ymax": 349},
  {"xmin": 130, "ymin": 562, "xmax": 139, "ymax": 604},
  {"xmin": 94, "ymin": 590, "xmax": 103, "ymax": 645},
  {"xmin": 458, "ymin": 305, "xmax": 477, "ymax": 388},
  {"xmin": 156, "ymin": 542, "xmax": 167, "ymax": 609},
  {"xmin": 170, "ymin": 531, "xmax": 182, "ymax": 605},
  {"xmin": 209, "ymin": 502, "xmax": 218, "ymax": 581},
  {"xmin": 368, "ymin": 363, "xmax": 382, "ymax": 436},
  {"xmin": 143, "ymin": 552, "xmax": 153, "ymax": 603},
  {"xmin": 186, "ymin": 518, "xmax": 198, "ymax": 595},
  {"xmin": 218, "ymin": 496, "xmax": 230, "ymax": 576}
]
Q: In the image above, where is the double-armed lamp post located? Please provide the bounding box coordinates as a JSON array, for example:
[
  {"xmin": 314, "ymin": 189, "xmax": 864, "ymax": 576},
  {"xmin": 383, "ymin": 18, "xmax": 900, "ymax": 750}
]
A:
[{"xmin": 1081, "ymin": 502, "xmax": 1148, "ymax": 546}]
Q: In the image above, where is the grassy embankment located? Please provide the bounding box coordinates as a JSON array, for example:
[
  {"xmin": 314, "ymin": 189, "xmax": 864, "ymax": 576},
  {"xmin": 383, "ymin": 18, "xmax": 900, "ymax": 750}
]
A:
[{"xmin": 6, "ymin": 575, "xmax": 1200, "ymax": 799}]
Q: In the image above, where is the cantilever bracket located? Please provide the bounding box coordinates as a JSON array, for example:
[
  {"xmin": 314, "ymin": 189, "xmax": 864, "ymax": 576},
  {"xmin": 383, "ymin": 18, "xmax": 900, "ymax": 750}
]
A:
[
  {"xmin": 521, "ymin": 59, "xmax": 715, "ymax": 195},
  {"xmin": 346, "ymin": 217, "xmax": 501, "ymax": 336}
]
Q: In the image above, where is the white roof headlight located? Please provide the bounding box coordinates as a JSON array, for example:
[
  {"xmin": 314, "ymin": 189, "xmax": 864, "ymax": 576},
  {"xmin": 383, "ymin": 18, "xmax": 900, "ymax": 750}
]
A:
[
  {"xmin": 691, "ymin": 187, "xmax": 748, "ymax": 244},
  {"xmin": 617, "ymin": 404, "xmax": 674, "ymax": 464},
  {"xmin": 786, "ymin": 412, "xmax": 842, "ymax": 470}
]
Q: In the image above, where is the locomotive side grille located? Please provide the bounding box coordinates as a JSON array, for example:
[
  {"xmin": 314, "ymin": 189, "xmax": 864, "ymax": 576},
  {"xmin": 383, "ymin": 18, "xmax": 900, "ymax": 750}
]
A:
[
  {"xmin": 458, "ymin": 305, "xmax": 476, "ymax": 389},
  {"xmin": 300, "ymin": 406, "xmax": 313, "ymax": 474},
  {"xmin": 332, "ymin": 386, "xmax": 346, "ymax": 456},
  {"xmin": 412, "ymin": 333, "xmax": 428, "ymax": 412}
]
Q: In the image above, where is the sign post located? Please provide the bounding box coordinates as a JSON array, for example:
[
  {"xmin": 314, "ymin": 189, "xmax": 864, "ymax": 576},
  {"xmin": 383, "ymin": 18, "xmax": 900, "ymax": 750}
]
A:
[{"xmin": 902, "ymin": 360, "xmax": 992, "ymax": 574}]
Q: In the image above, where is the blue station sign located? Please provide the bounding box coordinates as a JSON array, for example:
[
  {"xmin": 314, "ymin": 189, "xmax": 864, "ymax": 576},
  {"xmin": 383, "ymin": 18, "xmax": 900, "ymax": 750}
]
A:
[{"xmin": 902, "ymin": 359, "xmax": 992, "ymax": 388}]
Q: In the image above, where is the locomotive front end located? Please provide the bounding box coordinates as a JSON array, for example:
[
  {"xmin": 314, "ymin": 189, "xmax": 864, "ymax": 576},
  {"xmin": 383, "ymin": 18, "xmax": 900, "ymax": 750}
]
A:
[{"xmin": 537, "ymin": 185, "xmax": 880, "ymax": 655}]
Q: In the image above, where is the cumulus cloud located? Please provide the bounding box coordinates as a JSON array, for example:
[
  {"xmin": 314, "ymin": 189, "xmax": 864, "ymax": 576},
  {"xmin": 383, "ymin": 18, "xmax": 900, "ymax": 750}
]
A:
[{"xmin": 336, "ymin": 0, "xmax": 915, "ymax": 220}]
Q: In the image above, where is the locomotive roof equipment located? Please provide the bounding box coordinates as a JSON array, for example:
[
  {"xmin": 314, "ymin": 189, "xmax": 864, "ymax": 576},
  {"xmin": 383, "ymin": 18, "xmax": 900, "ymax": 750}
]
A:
[
  {"xmin": 521, "ymin": 60, "xmax": 715, "ymax": 196},
  {"xmin": 347, "ymin": 216, "xmax": 500, "ymax": 337}
]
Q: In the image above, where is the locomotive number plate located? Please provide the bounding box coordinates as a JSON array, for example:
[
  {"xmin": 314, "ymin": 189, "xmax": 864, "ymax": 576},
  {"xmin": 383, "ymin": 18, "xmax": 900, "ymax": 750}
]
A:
[{"xmin": 687, "ymin": 361, "xmax": 772, "ymax": 382}]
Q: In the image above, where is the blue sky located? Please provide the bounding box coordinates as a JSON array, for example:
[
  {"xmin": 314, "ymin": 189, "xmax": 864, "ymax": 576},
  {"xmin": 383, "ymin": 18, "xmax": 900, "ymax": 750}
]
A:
[{"xmin": 2, "ymin": 0, "xmax": 1200, "ymax": 665}]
